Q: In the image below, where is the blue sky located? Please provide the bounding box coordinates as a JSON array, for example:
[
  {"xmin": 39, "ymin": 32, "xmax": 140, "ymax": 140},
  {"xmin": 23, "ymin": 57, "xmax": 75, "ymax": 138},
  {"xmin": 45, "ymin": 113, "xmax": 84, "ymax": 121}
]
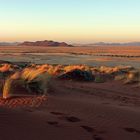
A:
[{"xmin": 0, "ymin": 0, "xmax": 140, "ymax": 43}]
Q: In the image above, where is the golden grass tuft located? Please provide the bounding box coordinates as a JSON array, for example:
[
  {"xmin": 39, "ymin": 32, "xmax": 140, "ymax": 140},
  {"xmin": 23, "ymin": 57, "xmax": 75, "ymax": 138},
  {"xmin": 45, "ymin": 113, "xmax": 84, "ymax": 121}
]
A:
[
  {"xmin": 3, "ymin": 78, "xmax": 13, "ymax": 99},
  {"xmin": 0, "ymin": 64, "xmax": 12, "ymax": 72},
  {"xmin": 21, "ymin": 67, "xmax": 47, "ymax": 81},
  {"xmin": 2, "ymin": 71, "xmax": 24, "ymax": 99},
  {"xmin": 1, "ymin": 63, "xmax": 140, "ymax": 99},
  {"xmin": 64, "ymin": 65, "xmax": 90, "ymax": 72},
  {"xmin": 2, "ymin": 67, "xmax": 52, "ymax": 99},
  {"xmin": 124, "ymin": 70, "xmax": 140, "ymax": 84}
]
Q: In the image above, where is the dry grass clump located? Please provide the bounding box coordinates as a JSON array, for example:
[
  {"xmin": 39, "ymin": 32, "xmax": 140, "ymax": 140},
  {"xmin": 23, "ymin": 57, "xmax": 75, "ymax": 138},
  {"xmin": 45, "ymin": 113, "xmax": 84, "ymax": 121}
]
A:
[
  {"xmin": 30, "ymin": 64, "xmax": 91, "ymax": 76},
  {"xmin": 124, "ymin": 70, "xmax": 140, "ymax": 84},
  {"xmin": 99, "ymin": 66, "xmax": 118, "ymax": 74},
  {"xmin": 115, "ymin": 74, "xmax": 127, "ymax": 81},
  {"xmin": 2, "ymin": 67, "xmax": 51, "ymax": 99},
  {"xmin": 0, "ymin": 63, "xmax": 20, "ymax": 81},
  {"xmin": 3, "ymin": 78, "xmax": 22, "ymax": 99},
  {"xmin": 2, "ymin": 64, "xmax": 93, "ymax": 99},
  {"xmin": 91, "ymin": 65, "xmax": 139, "ymax": 84},
  {"xmin": 29, "ymin": 64, "xmax": 64, "ymax": 76},
  {"xmin": 58, "ymin": 68, "xmax": 94, "ymax": 81},
  {"xmin": 115, "ymin": 69, "xmax": 140, "ymax": 85},
  {"xmin": 98, "ymin": 66, "xmax": 134, "ymax": 74},
  {"xmin": 0, "ymin": 63, "xmax": 19, "ymax": 73},
  {"xmin": 21, "ymin": 67, "xmax": 47, "ymax": 81},
  {"xmin": 35, "ymin": 64, "xmax": 51, "ymax": 70},
  {"xmin": 64, "ymin": 65, "xmax": 90, "ymax": 72},
  {"xmin": 21, "ymin": 67, "xmax": 52, "ymax": 94},
  {"xmin": 3, "ymin": 71, "xmax": 23, "ymax": 99},
  {"xmin": 0, "ymin": 64, "xmax": 12, "ymax": 72},
  {"xmin": 1, "ymin": 63, "xmax": 140, "ymax": 99}
]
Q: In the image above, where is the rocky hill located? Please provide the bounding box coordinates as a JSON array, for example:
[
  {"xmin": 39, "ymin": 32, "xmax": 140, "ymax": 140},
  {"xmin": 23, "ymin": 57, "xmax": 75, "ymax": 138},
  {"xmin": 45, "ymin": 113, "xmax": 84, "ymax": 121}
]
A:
[{"xmin": 19, "ymin": 40, "xmax": 73, "ymax": 47}]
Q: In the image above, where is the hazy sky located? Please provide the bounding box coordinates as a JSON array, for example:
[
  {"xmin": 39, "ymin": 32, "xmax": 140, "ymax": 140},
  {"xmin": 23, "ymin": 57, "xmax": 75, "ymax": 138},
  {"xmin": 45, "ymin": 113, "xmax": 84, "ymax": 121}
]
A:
[{"xmin": 0, "ymin": 0, "xmax": 140, "ymax": 43}]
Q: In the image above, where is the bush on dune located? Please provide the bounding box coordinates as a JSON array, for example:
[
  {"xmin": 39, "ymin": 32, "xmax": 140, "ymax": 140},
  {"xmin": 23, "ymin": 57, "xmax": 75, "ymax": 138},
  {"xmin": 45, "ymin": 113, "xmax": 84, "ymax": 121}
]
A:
[
  {"xmin": 25, "ymin": 71, "xmax": 51, "ymax": 95},
  {"xmin": 1, "ymin": 63, "xmax": 140, "ymax": 99},
  {"xmin": 115, "ymin": 74, "xmax": 127, "ymax": 81},
  {"xmin": 94, "ymin": 76, "xmax": 105, "ymax": 83},
  {"xmin": 64, "ymin": 65, "xmax": 90, "ymax": 72},
  {"xmin": 3, "ymin": 78, "xmax": 25, "ymax": 99},
  {"xmin": 29, "ymin": 64, "xmax": 64, "ymax": 76},
  {"xmin": 58, "ymin": 69, "xmax": 94, "ymax": 81},
  {"xmin": 3, "ymin": 78, "xmax": 13, "ymax": 99},
  {"xmin": 0, "ymin": 64, "xmax": 12, "ymax": 73},
  {"xmin": 2, "ymin": 68, "xmax": 51, "ymax": 99},
  {"xmin": 115, "ymin": 69, "xmax": 140, "ymax": 85},
  {"xmin": 3, "ymin": 72, "xmax": 23, "ymax": 99},
  {"xmin": 124, "ymin": 70, "xmax": 140, "ymax": 84},
  {"xmin": 47, "ymin": 65, "xmax": 63, "ymax": 76},
  {"xmin": 99, "ymin": 66, "xmax": 134, "ymax": 74},
  {"xmin": 0, "ymin": 63, "xmax": 20, "ymax": 80},
  {"xmin": 21, "ymin": 67, "xmax": 47, "ymax": 81}
]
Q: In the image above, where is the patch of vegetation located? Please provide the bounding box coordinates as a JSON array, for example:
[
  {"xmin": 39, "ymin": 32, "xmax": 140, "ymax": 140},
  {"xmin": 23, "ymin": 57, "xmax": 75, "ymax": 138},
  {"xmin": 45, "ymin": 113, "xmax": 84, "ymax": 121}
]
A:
[
  {"xmin": 0, "ymin": 63, "xmax": 139, "ymax": 99},
  {"xmin": 94, "ymin": 76, "xmax": 105, "ymax": 83}
]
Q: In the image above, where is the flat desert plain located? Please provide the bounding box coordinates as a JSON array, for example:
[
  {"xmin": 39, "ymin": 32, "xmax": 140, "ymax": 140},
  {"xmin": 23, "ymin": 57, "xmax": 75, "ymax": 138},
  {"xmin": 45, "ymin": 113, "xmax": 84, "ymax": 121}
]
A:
[
  {"xmin": 0, "ymin": 46, "xmax": 140, "ymax": 68},
  {"xmin": 0, "ymin": 46, "xmax": 139, "ymax": 140}
]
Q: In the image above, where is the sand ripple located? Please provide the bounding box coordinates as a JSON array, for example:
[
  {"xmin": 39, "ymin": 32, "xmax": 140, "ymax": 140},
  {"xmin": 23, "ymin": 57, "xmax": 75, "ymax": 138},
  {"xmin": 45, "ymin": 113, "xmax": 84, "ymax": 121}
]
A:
[{"xmin": 0, "ymin": 95, "xmax": 47, "ymax": 108}]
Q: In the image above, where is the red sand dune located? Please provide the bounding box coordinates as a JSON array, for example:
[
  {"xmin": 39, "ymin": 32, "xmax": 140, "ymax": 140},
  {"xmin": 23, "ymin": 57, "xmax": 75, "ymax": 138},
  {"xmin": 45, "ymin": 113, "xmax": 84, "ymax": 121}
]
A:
[{"xmin": 0, "ymin": 79, "xmax": 139, "ymax": 140}]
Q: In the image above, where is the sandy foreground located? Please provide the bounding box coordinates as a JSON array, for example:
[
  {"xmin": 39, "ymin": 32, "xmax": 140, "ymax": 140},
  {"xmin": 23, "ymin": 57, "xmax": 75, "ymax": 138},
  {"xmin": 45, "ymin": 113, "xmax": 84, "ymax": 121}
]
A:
[{"xmin": 0, "ymin": 79, "xmax": 140, "ymax": 140}]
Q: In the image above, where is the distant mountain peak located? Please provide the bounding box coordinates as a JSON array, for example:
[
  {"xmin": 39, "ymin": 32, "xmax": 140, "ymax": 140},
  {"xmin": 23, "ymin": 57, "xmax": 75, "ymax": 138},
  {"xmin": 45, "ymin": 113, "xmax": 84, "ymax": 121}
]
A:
[{"xmin": 19, "ymin": 40, "xmax": 73, "ymax": 47}]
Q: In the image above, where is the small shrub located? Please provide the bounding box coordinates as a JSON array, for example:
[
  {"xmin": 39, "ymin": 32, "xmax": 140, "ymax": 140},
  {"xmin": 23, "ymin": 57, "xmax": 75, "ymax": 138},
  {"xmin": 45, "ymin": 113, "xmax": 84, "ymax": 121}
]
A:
[
  {"xmin": 64, "ymin": 65, "xmax": 90, "ymax": 72},
  {"xmin": 2, "ymin": 68, "xmax": 52, "ymax": 99},
  {"xmin": 94, "ymin": 76, "xmax": 105, "ymax": 83},
  {"xmin": 58, "ymin": 69, "xmax": 94, "ymax": 81},
  {"xmin": 124, "ymin": 70, "xmax": 140, "ymax": 84},
  {"xmin": 115, "ymin": 74, "xmax": 127, "ymax": 81}
]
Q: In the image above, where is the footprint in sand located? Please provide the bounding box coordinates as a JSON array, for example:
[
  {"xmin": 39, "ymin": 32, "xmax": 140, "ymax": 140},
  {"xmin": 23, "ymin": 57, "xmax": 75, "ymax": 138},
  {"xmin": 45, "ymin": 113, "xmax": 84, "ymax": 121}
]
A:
[
  {"xmin": 22, "ymin": 108, "xmax": 34, "ymax": 112},
  {"xmin": 65, "ymin": 116, "xmax": 81, "ymax": 122},
  {"xmin": 93, "ymin": 135, "xmax": 103, "ymax": 140},
  {"xmin": 123, "ymin": 127, "xmax": 140, "ymax": 134},
  {"xmin": 81, "ymin": 125, "xmax": 94, "ymax": 133},
  {"xmin": 81, "ymin": 126, "xmax": 103, "ymax": 140},
  {"xmin": 50, "ymin": 112, "xmax": 103, "ymax": 139},
  {"xmin": 50, "ymin": 111, "xmax": 66, "ymax": 116},
  {"xmin": 47, "ymin": 121, "xmax": 59, "ymax": 126},
  {"xmin": 50, "ymin": 112, "xmax": 81, "ymax": 122}
]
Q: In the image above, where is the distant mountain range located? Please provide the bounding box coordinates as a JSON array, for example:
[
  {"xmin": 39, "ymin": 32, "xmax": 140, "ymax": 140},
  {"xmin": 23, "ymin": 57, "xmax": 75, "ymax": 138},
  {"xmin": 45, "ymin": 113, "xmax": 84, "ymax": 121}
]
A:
[
  {"xmin": 75, "ymin": 42, "xmax": 140, "ymax": 47},
  {"xmin": 0, "ymin": 41, "xmax": 140, "ymax": 47},
  {"xmin": 0, "ymin": 42, "xmax": 19, "ymax": 46}
]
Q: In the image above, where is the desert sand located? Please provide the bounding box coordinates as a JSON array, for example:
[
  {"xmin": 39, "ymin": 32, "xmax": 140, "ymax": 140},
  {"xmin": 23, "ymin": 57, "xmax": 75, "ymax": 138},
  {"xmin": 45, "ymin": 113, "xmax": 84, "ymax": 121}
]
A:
[
  {"xmin": 0, "ymin": 46, "xmax": 139, "ymax": 140},
  {"xmin": 0, "ymin": 79, "xmax": 140, "ymax": 140}
]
